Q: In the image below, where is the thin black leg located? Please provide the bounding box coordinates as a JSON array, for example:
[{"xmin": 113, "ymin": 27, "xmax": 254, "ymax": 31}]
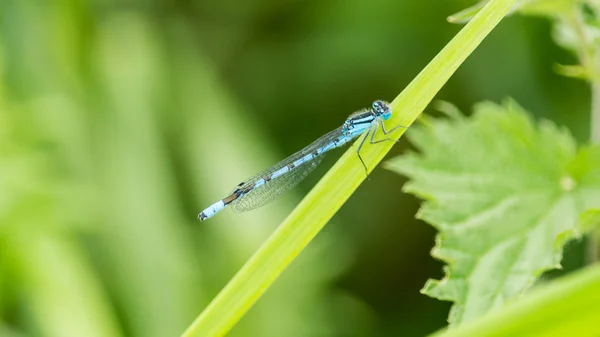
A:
[
  {"xmin": 370, "ymin": 122, "xmax": 379, "ymax": 144},
  {"xmin": 380, "ymin": 121, "xmax": 407, "ymax": 135},
  {"xmin": 356, "ymin": 127, "xmax": 372, "ymax": 176},
  {"xmin": 370, "ymin": 120, "xmax": 405, "ymax": 144}
]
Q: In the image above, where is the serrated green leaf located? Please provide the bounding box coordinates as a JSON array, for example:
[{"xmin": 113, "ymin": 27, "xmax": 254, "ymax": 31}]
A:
[
  {"xmin": 429, "ymin": 262, "xmax": 600, "ymax": 337},
  {"xmin": 385, "ymin": 99, "xmax": 600, "ymax": 325}
]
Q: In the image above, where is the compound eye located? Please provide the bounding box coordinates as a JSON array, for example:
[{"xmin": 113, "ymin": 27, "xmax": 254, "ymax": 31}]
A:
[{"xmin": 372, "ymin": 100, "xmax": 387, "ymax": 114}]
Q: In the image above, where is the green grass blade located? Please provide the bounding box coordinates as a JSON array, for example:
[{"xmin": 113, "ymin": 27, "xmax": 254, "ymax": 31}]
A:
[
  {"xmin": 182, "ymin": 0, "xmax": 518, "ymax": 335},
  {"xmin": 428, "ymin": 263, "xmax": 600, "ymax": 337}
]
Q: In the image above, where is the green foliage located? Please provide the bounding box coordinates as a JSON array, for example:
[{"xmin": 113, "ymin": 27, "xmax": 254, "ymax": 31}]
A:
[
  {"xmin": 3, "ymin": 0, "xmax": 596, "ymax": 336},
  {"xmin": 431, "ymin": 261, "xmax": 600, "ymax": 337},
  {"xmin": 386, "ymin": 100, "xmax": 600, "ymax": 325},
  {"xmin": 450, "ymin": 0, "xmax": 600, "ymax": 81}
]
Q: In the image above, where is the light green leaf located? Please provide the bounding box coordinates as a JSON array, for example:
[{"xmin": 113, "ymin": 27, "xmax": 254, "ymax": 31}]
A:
[
  {"xmin": 385, "ymin": 99, "xmax": 600, "ymax": 325},
  {"xmin": 429, "ymin": 262, "xmax": 600, "ymax": 337},
  {"xmin": 552, "ymin": 9, "xmax": 600, "ymax": 52},
  {"xmin": 553, "ymin": 63, "xmax": 590, "ymax": 79}
]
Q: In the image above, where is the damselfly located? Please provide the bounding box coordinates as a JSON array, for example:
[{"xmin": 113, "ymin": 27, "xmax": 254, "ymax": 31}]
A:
[{"xmin": 199, "ymin": 100, "xmax": 401, "ymax": 221}]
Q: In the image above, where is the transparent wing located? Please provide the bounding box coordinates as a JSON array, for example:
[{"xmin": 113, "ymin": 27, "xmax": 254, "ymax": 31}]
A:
[
  {"xmin": 230, "ymin": 127, "xmax": 344, "ymax": 212},
  {"xmin": 231, "ymin": 154, "xmax": 324, "ymax": 212}
]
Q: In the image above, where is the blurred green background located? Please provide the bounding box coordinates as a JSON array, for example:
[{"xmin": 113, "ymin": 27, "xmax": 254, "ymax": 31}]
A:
[{"xmin": 0, "ymin": 0, "xmax": 591, "ymax": 336}]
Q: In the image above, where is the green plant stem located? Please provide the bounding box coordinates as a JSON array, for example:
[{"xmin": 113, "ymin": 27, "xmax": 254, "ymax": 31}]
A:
[
  {"xmin": 182, "ymin": 0, "xmax": 518, "ymax": 336},
  {"xmin": 570, "ymin": 5, "xmax": 600, "ymax": 263},
  {"xmin": 589, "ymin": 67, "xmax": 600, "ymax": 262},
  {"xmin": 428, "ymin": 263, "xmax": 600, "ymax": 337},
  {"xmin": 594, "ymin": 66, "xmax": 600, "ymax": 144}
]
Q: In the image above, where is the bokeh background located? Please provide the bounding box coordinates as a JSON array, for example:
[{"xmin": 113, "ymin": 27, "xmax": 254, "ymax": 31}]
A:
[{"xmin": 0, "ymin": 0, "xmax": 592, "ymax": 336}]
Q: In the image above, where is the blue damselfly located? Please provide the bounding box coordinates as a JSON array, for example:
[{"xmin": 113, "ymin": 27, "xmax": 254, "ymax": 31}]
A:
[{"xmin": 199, "ymin": 100, "xmax": 400, "ymax": 221}]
